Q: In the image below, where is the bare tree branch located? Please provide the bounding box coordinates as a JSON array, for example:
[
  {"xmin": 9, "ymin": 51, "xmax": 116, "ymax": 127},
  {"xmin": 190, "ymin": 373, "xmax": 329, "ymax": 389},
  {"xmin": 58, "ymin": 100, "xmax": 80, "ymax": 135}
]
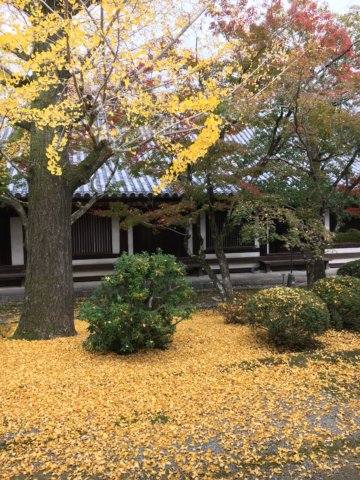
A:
[
  {"xmin": 71, "ymin": 151, "xmax": 124, "ymax": 223},
  {"xmin": 331, "ymin": 148, "xmax": 359, "ymax": 189},
  {"xmin": 0, "ymin": 148, "xmax": 28, "ymax": 179},
  {"xmin": 69, "ymin": 140, "xmax": 113, "ymax": 190},
  {"xmin": 70, "ymin": 193, "xmax": 103, "ymax": 224}
]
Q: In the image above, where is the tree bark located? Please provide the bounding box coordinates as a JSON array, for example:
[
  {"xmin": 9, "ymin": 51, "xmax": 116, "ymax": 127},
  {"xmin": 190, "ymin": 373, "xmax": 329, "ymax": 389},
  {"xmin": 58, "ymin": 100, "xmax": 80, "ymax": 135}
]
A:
[
  {"xmin": 306, "ymin": 256, "xmax": 326, "ymax": 288},
  {"xmin": 206, "ymin": 182, "xmax": 233, "ymax": 301},
  {"xmin": 13, "ymin": 127, "xmax": 75, "ymax": 340},
  {"xmin": 208, "ymin": 211, "xmax": 233, "ymax": 301},
  {"xmin": 10, "ymin": 22, "xmax": 115, "ymax": 340}
]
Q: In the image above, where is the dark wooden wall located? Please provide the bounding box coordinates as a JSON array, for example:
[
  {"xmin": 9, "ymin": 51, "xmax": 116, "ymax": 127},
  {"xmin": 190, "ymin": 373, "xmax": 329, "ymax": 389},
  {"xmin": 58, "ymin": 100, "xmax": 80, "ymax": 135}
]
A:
[
  {"xmin": 72, "ymin": 214, "xmax": 112, "ymax": 257},
  {"xmin": 206, "ymin": 212, "xmax": 250, "ymax": 249},
  {"xmin": 133, "ymin": 225, "xmax": 187, "ymax": 257},
  {"xmin": 0, "ymin": 210, "xmax": 11, "ymax": 265}
]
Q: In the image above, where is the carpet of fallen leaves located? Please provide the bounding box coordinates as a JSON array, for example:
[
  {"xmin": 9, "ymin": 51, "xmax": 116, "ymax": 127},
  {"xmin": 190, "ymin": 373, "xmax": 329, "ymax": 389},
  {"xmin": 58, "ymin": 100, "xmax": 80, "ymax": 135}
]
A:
[{"xmin": 0, "ymin": 311, "xmax": 359, "ymax": 480}]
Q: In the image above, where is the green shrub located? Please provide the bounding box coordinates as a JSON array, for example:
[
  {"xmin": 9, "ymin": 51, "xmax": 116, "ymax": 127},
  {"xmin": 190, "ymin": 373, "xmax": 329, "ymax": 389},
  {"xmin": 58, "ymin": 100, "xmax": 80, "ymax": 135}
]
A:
[
  {"xmin": 80, "ymin": 252, "xmax": 194, "ymax": 354},
  {"xmin": 334, "ymin": 229, "xmax": 360, "ymax": 244},
  {"xmin": 218, "ymin": 291, "xmax": 253, "ymax": 324},
  {"xmin": 245, "ymin": 287, "xmax": 330, "ymax": 350},
  {"xmin": 337, "ymin": 259, "xmax": 360, "ymax": 279},
  {"xmin": 313, "ymin": 276, "xmax": 360, "ymax": 331}
]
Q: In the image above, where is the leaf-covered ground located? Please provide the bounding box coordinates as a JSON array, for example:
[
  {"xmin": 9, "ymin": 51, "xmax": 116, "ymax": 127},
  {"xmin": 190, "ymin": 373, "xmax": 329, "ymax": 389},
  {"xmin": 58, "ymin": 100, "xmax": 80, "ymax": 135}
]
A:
[{"xmin": 0, "ymin": 311, "xmax": 359, "ymax": 479}]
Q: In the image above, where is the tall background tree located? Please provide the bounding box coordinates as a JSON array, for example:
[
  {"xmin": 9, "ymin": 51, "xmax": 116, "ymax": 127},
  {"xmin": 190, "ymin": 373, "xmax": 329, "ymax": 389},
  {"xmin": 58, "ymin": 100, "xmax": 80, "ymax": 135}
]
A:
[{"xmin": 233, "ymin": 0, "xmax": 360, "ymax": 285}]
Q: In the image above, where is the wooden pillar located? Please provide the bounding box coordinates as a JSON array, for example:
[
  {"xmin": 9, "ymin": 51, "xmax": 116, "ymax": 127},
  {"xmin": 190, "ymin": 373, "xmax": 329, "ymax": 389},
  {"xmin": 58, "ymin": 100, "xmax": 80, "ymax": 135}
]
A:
[
  {"xmin": 187, "ymin": 221, "xmax": 193, "ymax": 255},
  {"xmin": 324, "ymin": 209, "xmax": 330, "ymax": 231},
  {"xmin": 10, "ymin": 217, "xmax": 24, "ymax": 265},
  {"xmin": 111, "ymin": 217, "xmax": 120, "ymax": 254},
  {"xmin": 128, "ymin": 225, "xmax": 134, "ymax": 255},
  {"xmin": 254, "ymin": 215, "xmax": 260, "ymax": 248},
  {"xmin": 200, "ymin": 213, "xmax": 207, "ymax": 250}
]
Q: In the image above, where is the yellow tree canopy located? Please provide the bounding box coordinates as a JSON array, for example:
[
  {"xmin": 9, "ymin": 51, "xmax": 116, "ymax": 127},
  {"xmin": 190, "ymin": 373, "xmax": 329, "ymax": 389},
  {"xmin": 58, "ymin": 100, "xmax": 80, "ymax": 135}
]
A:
[{"xmin": 0, "ymin": 0, "xmax": 289, "ymax": 190}]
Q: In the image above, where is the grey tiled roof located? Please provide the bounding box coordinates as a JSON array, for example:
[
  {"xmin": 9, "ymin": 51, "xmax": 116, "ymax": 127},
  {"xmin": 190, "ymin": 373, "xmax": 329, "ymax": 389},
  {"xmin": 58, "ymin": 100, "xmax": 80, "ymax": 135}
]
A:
[
  {"xmin": 75, "ymin": 162, "xmax": 176, "ymax": 199},
  {"xmin": 4, "ymin": 127, "xmax": 253, "ymax": 200},
  {"xmin": 2, "ymin": 124, "xmax": 359, "ymax": 199}
]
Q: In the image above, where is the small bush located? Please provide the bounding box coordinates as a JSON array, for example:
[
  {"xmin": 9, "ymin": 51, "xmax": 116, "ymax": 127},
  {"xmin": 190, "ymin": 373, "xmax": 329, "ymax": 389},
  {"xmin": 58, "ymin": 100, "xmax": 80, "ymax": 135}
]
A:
[
  {"xmin": 80, "ymin": 252, "xmax": 194, "ymax": 354},
  {"xmin": 245, "ymin": 287, "xmax": 330, "ymax": 350},
  {"xmin": 334, "ymin": 229, "xmax": 360, "ymax": 244},
  {"xmin": 337, "ymin": 259, "xmax": 360, "ymax": 279},
  {"xmin": 313, "ymin": 276, "xmax": 360, "ymax": 332},
  {"xmin": 218, "ymin": 291, "xmax": 253, "ymax": 324}
]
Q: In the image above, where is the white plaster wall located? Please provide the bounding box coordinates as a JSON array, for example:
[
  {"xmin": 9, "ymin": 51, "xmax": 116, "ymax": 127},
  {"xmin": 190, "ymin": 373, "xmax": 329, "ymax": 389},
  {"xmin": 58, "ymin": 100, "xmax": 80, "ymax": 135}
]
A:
[
  {"xmin": 205, "ymin": 252, "xmax": 260, "ymax": 259},
  {"xmin": 325, "ymin": 247, "xmax": 360, "ymax": 254}
]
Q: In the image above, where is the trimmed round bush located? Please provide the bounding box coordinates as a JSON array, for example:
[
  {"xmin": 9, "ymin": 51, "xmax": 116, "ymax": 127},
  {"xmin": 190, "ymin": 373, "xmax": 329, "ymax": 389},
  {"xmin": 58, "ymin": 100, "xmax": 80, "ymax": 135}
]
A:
[
  {"xmin": 334, "ymin": 229, "xmax": 360, "ymax": 244},
  {"xmin": 337, "ymin": 259, "xmax": 360, "ymax": 279},
  {"xmin": 313, "ymin": 276, "xmax": 360, "ymax": 331},
  {"xmin": 246, "ymin": 287, "xmax": 330, "ymax": 350},
  {"xmin": 218, "ymin": 291, "xmax": 253, "ymax": 324},
  {"xmin": 80, "ymin": 252, "xmax": 194, "ymax": 354}
]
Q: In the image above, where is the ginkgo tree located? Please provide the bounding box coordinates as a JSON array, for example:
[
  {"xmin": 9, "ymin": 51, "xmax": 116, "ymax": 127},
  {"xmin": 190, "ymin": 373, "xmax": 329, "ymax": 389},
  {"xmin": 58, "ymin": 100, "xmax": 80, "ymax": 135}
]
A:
[
  {"xmin": 0, "ymin": 0, "xmax": 218, "ymax": 339},
  {"xmin": 0, "ymin": 0, "xmax": 290, "ymax": 339}
]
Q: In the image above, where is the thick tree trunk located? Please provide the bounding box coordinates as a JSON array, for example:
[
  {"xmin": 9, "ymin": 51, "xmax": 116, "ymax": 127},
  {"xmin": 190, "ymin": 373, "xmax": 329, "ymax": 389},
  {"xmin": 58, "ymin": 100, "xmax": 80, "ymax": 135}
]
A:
[
  {"xmin": 13, "ymin": 128, "xmax": 75, "ymax": 340},
  {"xmin": 189, "ymin": 219, "xmax": 232, "ymax": 301},
  {"xmin": 306, "ymin": 256, "xmax": 326, "ymax": 288},
  {"xmin": 213, "ymin": 241, "xmax": 233, "ymax": 301},
  {"xmin": 10, "ymin": 31, "xmax": 114, "ymax": 340},
  {"xmin": 191, "ymin": 222, "xmax": 225, "ymax": 296},
  {"xmin": 207, "ymin": 207, "xmax": 233, "ymax": 302}
]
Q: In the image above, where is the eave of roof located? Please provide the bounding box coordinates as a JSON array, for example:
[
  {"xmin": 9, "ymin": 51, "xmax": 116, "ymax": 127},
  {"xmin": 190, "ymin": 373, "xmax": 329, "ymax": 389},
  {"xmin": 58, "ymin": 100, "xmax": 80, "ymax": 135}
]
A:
[
  {"xmin": 2, "ymin": 124, "xmax": 359, "ymax": 200},
  {"xmin": 3, "ymin": 127, "xmax": 253, "ymax": 200}
]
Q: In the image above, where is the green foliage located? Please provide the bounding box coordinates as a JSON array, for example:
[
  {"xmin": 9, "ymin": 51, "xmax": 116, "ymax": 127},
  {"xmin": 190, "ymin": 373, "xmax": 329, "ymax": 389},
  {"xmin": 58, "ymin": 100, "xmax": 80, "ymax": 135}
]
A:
[
  {"xmin": 235, "ymin": 199, "xmax": 332, "ymax": 258},
  {"xmin": 80, "ymin": 251, "xmax": 194, "ymax": 354},
  {"xmin": 245, "ymin": 287, "xmax": 330, "ymax": 350},
  {"xmin": 218, "ymin": 291, "xmax": 253, "ymax": 324},
  {"xmin": 313, "ymin": 276, "xmax": 360, "ymax": 332},
  {"xmin": 337, "ymin": 259, "xmax": 360, "ymax": 279},
  {"xmin": 334, "ymin": 229, "xmax": 360, "ymax": 244}
]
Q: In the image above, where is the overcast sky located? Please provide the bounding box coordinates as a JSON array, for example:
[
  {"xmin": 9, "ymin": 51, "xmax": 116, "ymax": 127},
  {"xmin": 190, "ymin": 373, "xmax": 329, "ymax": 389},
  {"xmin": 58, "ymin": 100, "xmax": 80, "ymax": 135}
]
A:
[{"xmin": 324, "ymin": 0, "xmax": 355, "ymax": 13}]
